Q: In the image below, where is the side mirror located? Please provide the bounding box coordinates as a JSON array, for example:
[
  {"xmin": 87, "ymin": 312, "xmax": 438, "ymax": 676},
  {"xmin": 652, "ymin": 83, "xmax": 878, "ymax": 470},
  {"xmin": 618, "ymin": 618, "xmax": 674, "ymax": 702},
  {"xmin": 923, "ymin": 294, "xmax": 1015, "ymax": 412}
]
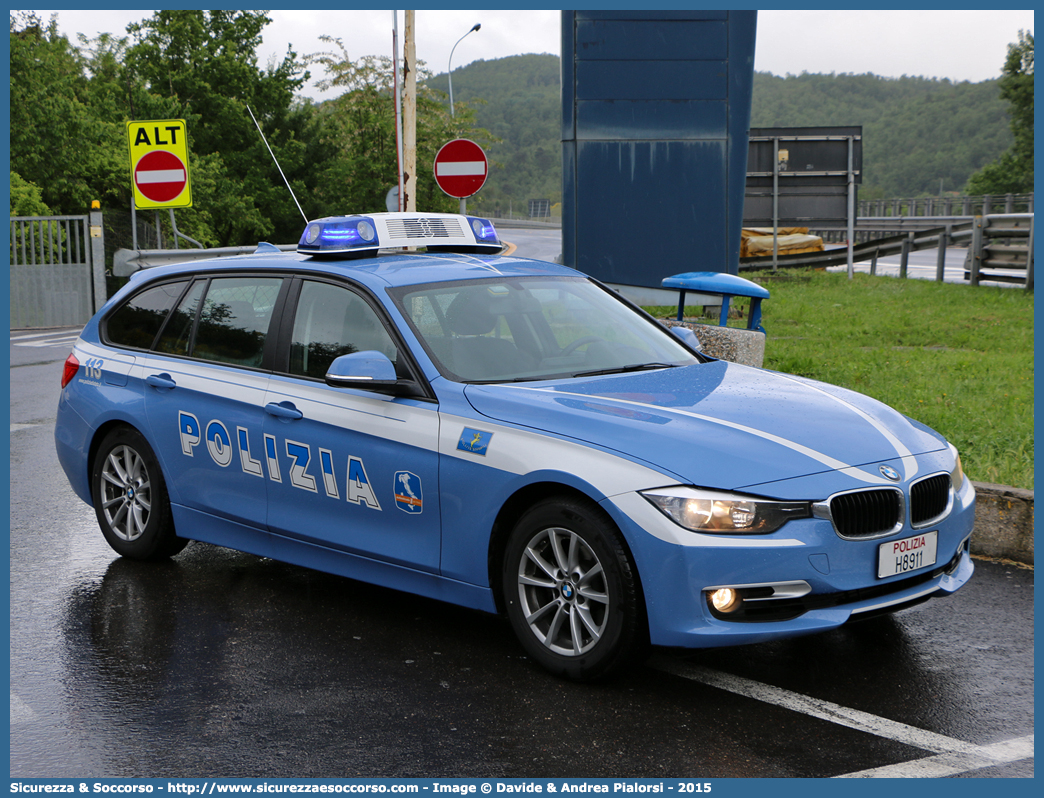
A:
[
  {"xmin": 325, "ymin": 351, "xmax": 423, "ymax": 397},
  {"xmin": 669, "ymin": 325, "xmax": 703, "ymax": 351}
]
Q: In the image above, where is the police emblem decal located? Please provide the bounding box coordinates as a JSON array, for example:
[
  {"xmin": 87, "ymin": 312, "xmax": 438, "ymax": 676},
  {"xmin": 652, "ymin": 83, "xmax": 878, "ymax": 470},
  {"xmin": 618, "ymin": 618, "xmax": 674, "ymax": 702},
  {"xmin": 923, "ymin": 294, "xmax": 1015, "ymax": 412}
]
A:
[
  {"xmin": 393, "ymin": 471, "xmax": 423, "ymax": 514},
  {"xmin": 457, "ymin": 428, "xmax": 493, "ymax": 456}
]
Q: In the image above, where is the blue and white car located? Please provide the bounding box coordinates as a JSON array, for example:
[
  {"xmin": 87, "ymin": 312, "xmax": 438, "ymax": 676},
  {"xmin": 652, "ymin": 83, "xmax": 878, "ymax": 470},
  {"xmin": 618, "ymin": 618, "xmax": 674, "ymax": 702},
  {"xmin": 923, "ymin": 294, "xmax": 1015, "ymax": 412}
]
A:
[{"xmin": 55, "ymin": 212, "xmax": 974, "ymax": 680}]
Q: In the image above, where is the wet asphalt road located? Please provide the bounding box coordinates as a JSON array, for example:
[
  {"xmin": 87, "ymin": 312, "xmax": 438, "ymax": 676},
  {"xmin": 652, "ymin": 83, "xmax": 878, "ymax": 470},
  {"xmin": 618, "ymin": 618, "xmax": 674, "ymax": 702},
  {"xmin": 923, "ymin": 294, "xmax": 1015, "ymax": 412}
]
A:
[{"xmin": 9, "ymin": 321, "xmax": 1034, "ymax": 779}]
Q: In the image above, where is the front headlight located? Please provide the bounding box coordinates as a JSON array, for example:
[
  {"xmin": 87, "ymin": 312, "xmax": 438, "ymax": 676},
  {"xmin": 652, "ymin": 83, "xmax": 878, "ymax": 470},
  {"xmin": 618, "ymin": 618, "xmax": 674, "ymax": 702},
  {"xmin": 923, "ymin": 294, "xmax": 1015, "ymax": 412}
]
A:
[
  {"xmin": 950, "ymin": 446, "xmax": 965, "ymax": 492},
  {"xmin": 641, "ymin": 486, "xmax": 811, "ymax": 534}
]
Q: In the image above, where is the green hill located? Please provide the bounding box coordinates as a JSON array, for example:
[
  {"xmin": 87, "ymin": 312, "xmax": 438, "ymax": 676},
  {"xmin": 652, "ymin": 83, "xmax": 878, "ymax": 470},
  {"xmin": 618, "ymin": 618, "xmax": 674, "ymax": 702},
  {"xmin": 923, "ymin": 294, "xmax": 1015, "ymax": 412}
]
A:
[
  {"xmin": 427, "ymin": 54, "xmax": 561, "ymax": 216},
  {"xmin": 751, "ymin": 71, "xmax": 1013, "ymax": 199},
  {"xmin": 428, "ymin": 55, "xmax": 1013, "ymax": 213}
]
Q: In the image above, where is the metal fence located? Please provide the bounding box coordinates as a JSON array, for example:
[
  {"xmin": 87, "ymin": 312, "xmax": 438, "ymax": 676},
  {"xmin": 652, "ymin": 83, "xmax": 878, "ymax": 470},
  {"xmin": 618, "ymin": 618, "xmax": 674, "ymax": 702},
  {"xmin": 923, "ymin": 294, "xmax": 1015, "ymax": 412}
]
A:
[
  {"xmin": 743, "ymin": 213, "xmax": 1034, "ymax": 290},
  {"xmin": 857, "ymin": 193, "xmax": 1034, "ymax": 218},
  {"xmin": 9, "ymin": 215, "xmax": 98, "ymax": 328}
]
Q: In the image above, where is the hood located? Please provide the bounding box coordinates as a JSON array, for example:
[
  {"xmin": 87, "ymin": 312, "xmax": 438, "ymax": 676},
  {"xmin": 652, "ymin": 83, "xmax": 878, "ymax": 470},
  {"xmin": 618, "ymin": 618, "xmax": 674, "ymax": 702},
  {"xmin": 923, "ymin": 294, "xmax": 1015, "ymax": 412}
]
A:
[{"xmin": 462, "ymin": 361, "xmax": 949, "ymax": 493}]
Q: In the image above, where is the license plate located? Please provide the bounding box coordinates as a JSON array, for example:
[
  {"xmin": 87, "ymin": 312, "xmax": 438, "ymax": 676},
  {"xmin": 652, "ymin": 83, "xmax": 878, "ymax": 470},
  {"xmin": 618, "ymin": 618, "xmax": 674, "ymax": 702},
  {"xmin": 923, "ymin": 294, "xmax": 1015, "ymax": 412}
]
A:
[{"xmin": 878, "ymin": 531, "xmax": 938, "ymax": 578}]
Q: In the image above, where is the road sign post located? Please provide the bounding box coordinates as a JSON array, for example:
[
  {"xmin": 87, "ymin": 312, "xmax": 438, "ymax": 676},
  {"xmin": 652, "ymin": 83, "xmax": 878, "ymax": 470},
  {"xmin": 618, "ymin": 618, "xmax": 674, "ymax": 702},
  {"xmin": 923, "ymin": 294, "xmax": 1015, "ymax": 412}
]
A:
[{"xmin": 434, "ymin": 139, "xmax": 488, "ymax": 214}]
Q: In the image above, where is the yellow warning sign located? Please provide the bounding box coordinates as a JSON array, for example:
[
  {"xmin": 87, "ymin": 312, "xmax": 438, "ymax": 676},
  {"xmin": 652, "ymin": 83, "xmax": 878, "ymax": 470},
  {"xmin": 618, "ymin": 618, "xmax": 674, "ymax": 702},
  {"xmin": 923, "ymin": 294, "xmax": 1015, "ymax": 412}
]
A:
[{"xmin": 127, "ymin": 119, "xmax": 192, "ymax": 209}]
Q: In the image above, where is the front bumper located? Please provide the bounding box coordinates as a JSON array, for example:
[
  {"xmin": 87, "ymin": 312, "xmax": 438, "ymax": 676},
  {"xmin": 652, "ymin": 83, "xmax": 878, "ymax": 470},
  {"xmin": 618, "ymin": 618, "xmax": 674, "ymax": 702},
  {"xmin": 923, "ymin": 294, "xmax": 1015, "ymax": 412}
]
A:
[{"xmin": 604, "ymin": 474, "xmax": 976, "ymax": 649}]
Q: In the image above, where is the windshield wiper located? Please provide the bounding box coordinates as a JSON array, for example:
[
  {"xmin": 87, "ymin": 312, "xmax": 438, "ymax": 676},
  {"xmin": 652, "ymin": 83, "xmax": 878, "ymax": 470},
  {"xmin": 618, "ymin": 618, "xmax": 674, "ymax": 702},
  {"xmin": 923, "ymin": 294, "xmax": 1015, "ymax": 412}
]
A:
[{"xmin": 572, "ymin": 362, "xmax": 678, "ymax": 379}]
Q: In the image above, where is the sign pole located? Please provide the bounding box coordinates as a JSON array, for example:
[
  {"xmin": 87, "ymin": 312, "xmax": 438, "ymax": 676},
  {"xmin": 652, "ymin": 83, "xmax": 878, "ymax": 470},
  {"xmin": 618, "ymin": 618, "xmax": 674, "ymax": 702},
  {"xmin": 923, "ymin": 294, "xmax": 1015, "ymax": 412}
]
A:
[
  {"xmin": 403, "ymin": 11, "xmax": 417, "ymax": 212},
  {"xmin": 847, "ymin": 136, "xmax": 855, "ymax": 280},
  {"xmin": 392, "ymin": 12, "xmax": 404, "ymax": 212}
]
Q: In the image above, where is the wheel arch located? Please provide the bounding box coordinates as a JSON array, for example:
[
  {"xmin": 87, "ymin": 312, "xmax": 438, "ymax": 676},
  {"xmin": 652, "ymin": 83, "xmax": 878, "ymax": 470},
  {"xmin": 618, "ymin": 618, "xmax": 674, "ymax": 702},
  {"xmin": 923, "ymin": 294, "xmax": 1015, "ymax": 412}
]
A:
[
  {"xmin": 87, "ymin": 418, "xmax": 171, "ymax": 503},
  {"xmin": 486, "ymin": 481, "xmax": 648, "ymax": 621}
]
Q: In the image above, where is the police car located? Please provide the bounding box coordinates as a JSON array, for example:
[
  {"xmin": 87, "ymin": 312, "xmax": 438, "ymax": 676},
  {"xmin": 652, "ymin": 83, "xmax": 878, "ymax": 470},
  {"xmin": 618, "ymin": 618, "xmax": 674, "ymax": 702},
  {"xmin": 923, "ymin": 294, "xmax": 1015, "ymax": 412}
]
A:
[{"xmin": 55, "ymin": 212, "xmax": 975, "ymax": 680}]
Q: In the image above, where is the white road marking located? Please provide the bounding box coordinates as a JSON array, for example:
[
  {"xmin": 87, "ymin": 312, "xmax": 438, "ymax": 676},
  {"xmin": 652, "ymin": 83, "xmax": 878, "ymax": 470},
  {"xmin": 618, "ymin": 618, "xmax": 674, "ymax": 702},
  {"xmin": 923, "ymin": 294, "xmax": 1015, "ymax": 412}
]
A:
[
  {"xmin": 14, "ymin": 335, "xmax": 79, "ymax": 348},
  {"xmin": 11, "ymin": 328, "xmax": 79, "ymax": 348},
  {"xmin": 10, "ymin": 423, "xmax": 36, "ymax": 432},
  {"xmin": 653, "ymin": 657, "xmax": 1033, "ymax": 777},
  {"xmin": 837, "ymin": 735, "xmax": 1035, "ymax": 778},
  {"xmin": 12, "ymin": 331, "xmax": 67, "ymax": 340}
]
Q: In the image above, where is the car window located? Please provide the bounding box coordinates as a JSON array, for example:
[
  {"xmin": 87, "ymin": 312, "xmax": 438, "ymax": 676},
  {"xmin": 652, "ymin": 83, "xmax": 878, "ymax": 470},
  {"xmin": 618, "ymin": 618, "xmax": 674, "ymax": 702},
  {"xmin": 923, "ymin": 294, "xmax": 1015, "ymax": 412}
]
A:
[
  {"xmin": 191, "ymin": 277, "xmax": 282, "ymax": 367},
  {"xmin": 154, "ymin": 280, "xmax": 205, "ymax": 357},
  {"xmin": 105, "ymin": 280, "xmax": 189, "ymax": 350},
  {"xmin": 288, "ymin": 280, "xmax": 399, "ymax": 379},
  {"xmin": 394, "ymin": 277, "xmax": 698, "ymax": 382}
]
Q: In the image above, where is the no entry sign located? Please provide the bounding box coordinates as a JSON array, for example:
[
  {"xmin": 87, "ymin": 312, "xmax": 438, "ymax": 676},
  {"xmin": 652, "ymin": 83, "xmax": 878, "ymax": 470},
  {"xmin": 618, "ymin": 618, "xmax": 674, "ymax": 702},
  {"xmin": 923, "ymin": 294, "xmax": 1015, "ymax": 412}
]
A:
[
  {"xmin": 434, "ymin": 139, "xmax": 488, "ymax": 199},
  {"xmin": 134, "ymin": 150, "xmax": 188, "ymax": 203},
  {"xmin": 127, "ymin": 119, "xmax": 193, "ymax": 209}
]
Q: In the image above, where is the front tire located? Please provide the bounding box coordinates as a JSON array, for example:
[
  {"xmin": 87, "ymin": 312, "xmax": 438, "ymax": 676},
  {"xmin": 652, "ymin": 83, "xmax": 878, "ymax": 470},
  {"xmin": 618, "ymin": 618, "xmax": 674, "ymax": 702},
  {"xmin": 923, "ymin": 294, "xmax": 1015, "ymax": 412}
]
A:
[
  {"xmin": 502, "ymin": 497, "xmax": 646, "ymax": 680},
  {"xmin": 91, "ymin": 426, "xmax": 186, "ymax": 560}
]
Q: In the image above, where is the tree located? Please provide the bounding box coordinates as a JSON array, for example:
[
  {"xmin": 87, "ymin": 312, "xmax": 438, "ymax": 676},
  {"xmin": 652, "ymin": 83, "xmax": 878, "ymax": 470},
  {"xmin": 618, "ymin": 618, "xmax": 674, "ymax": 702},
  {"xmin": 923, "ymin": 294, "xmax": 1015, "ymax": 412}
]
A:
[
  {"xmin": 965, "ymin": 30, "xmax": 1033, "ymax": 194},
  {"xmin": 9, "ymin": 12, "xmax": 111, "ymax": 213},
  {"xmin": 10, "ymin": 172, "xmax": 52, "ymax": 216},
  {"xmin": 121, "ymin": 10, "xmax": 313, "ymax": 245},
  {"xmin": 306, "ymin": 37, "xmax": 495, "ymax": 215}
]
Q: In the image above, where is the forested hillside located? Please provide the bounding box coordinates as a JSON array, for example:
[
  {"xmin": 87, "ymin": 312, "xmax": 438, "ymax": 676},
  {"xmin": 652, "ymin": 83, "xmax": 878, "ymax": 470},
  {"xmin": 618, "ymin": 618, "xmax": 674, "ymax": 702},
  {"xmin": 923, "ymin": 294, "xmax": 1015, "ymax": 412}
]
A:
[
  {"xmin": 426, "ymin": 54, "xmax": 561, "ymax": 217},
  {"xmin": 435, "ymin": 54, "xmax": 1014, "ymax": 213},
  {"xmin": 751, "ymin": 72, "xmax": 1012, "ymax": 198}
]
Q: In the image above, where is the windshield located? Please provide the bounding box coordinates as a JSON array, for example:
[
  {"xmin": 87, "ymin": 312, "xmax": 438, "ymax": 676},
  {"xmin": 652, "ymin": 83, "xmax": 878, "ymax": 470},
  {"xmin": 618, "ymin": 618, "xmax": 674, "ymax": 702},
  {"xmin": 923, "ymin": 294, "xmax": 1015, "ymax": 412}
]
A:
[{"xmin": 392, "ymin": 276, "xmax": 701, "ymax": 383}]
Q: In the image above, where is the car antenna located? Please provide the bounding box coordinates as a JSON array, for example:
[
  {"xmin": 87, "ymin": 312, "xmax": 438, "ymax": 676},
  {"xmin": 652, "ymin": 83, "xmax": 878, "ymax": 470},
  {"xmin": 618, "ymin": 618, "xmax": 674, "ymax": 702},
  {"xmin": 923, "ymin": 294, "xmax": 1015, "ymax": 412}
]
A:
[{"xmin": 246, "ymin": 104, "xmax": 309, "ymax": 225}]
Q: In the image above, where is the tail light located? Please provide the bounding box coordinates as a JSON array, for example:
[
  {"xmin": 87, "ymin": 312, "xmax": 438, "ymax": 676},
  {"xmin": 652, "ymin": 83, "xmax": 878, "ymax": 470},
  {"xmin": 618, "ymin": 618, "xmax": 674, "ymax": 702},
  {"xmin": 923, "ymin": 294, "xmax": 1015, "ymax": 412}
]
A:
[{"xmin": 60, "ymin": 353, "xmax": 79, "ymax": 389}]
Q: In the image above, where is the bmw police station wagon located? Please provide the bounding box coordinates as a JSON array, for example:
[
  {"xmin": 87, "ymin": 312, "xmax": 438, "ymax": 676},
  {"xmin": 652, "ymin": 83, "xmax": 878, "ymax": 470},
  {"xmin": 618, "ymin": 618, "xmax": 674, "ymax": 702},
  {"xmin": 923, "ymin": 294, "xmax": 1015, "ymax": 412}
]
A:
[{"xmin": 55, "ymin": 212, "xmax": 975, "ymax": 680}]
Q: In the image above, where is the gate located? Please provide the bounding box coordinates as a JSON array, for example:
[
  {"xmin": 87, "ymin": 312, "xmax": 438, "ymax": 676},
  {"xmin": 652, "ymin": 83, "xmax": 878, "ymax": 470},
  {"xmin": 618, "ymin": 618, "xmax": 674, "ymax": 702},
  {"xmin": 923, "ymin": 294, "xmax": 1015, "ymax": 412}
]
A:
[{"xmin": 10, "ymin": 215, "xmax": 99, "ymax": 328}]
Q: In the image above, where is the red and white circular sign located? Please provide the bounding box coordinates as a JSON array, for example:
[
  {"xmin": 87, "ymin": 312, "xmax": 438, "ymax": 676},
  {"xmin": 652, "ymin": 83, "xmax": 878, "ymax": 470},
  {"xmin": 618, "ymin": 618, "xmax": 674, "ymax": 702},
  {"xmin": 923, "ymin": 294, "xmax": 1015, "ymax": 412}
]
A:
[
  {"xmin": 433, "ymin": 139, "xmax": 488, "ymax": 199},
  {"xmin": 133, "ymin": 150, "xmax": 188, "ymax": 203}
]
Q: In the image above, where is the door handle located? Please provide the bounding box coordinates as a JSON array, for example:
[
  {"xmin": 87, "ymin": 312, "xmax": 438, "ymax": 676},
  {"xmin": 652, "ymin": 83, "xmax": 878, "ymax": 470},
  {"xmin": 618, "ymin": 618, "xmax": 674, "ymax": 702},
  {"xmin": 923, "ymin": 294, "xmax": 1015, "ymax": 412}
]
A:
[
  {"xmin": 265, "ymin": 401, "xmax": 303, "ymax": 420},
  {"xmin": 145, "ymin": 373, "xmax": 176, "ymax": 390}
]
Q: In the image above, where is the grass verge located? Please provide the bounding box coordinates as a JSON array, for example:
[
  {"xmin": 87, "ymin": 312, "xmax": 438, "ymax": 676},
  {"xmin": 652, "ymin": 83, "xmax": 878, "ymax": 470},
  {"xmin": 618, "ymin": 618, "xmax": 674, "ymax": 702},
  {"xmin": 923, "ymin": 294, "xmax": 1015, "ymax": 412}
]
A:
[{"xmin": 645, "ymin": 270, "xmax": 1034, "ymax": 489}]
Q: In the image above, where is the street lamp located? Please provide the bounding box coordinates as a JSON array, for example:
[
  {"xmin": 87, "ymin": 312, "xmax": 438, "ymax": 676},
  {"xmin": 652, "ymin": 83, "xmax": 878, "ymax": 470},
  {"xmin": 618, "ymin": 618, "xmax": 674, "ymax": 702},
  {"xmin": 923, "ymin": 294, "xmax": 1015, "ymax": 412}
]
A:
[{"xmin": 448, "ymin": 23, "xmax": 481, "ymax": 117}]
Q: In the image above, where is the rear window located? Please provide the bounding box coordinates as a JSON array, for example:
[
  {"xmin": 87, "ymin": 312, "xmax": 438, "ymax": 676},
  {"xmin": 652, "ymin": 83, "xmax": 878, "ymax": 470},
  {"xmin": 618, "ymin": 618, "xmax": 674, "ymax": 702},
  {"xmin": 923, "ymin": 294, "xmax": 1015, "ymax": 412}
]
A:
[{"xmin": 105, "ymin": 281, "xmax": 188, "ymax": 350}]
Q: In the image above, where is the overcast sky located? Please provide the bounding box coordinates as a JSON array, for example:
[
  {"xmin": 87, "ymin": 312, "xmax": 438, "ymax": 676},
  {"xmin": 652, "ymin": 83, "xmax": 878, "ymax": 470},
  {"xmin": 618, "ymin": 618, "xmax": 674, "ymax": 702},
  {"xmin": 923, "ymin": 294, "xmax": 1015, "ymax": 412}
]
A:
[{"xmin": 26, "ymin": 8, "xmax": 1035, "ymax": 101}]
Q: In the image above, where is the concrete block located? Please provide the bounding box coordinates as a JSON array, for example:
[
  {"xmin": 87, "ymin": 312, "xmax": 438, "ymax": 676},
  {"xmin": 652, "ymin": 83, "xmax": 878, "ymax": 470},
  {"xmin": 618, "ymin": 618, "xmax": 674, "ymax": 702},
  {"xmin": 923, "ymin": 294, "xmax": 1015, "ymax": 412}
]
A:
[
  {"xmin": 970, "ymin": 482, "xmax": 1034, "ymax": 565},
  {"xmin": 662, "ymin": 319, "xmax": 766, "ymax": 368}
]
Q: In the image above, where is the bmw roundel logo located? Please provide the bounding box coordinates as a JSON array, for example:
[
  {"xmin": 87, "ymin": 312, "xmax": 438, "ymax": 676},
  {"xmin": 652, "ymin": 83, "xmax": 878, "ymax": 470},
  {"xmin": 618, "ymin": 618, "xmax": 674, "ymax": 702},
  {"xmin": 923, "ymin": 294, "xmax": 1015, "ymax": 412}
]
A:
[
  {"xmin": 879, "ymin": 464, "xmax": 901, "ymax": 481},
  {"xmin": 561, "ymin": 583, "xmax": 574, "ymax": 600}
]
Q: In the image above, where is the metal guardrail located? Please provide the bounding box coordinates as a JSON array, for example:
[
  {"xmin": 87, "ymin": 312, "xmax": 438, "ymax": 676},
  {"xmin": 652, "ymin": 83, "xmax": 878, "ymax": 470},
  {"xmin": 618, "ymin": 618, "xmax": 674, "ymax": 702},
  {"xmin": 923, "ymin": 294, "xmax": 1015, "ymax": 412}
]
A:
[
  {"xmin": 111, "ymin": 223, "xmax": 548, "ymax": 275},
  {"xmin": 967, "ymin": 214, "xmax": 1034, "ymax": 289},
  {"xmin": 115, "ymin": 214, "xmax": 1032, "ymax": 291},
  {"xmin": 742, "ymin": 213, "xmax": 1034, "ymax": 290},
  {"xmin": 858, "ymin": 193, "xmax": 1034, "ymax": 218},
  {"xmin": 741, "ymin": 224, "xmax": 967, "ymax": 275},
  {"xmin": 112, "ymin": 243, "xmax": 297, "ymax": 276},
  {"xmin": 488, "ymin": 217, "xmax": 562, "ymax": 230}
]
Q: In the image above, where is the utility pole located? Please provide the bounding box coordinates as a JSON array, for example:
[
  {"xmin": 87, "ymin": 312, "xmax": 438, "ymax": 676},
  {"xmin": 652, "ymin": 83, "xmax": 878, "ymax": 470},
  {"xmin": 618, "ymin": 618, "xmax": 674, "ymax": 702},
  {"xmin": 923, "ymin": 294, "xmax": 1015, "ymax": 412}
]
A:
[
  {"xmin": 403, "ymin": 10, "xmax": 417, "ymax": 212},
  {"xmin": 392, "ymin": 11, "xmax": 404, "ymax": 211}
]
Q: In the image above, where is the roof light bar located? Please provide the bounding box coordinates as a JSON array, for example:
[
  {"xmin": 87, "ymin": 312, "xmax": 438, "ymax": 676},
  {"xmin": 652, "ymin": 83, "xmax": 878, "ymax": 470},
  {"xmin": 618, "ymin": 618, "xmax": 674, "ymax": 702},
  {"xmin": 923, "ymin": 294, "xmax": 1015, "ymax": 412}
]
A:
[{"xmin": 297, "ymin": 213, "xmax": 502, "ymax": 258}]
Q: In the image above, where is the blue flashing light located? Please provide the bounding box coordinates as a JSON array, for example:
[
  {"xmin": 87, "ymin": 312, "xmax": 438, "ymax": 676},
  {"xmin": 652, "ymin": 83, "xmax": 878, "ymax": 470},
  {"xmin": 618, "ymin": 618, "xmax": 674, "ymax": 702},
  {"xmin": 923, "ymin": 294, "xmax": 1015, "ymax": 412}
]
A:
[
  {"xmin": 467, "ymin": 217, "xmax": 500, "ymax": 245},
  {"xmin": 298, "ymin": 217, "xmax": 379, "ymax": 257}
]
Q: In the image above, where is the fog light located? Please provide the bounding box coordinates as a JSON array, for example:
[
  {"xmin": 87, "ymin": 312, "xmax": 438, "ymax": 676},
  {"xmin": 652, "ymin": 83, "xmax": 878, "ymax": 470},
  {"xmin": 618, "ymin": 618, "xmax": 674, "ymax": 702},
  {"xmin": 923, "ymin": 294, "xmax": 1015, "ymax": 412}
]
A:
[{"xmin": 709, "ymin": 588, "xmax": 741, "ymax": 613}]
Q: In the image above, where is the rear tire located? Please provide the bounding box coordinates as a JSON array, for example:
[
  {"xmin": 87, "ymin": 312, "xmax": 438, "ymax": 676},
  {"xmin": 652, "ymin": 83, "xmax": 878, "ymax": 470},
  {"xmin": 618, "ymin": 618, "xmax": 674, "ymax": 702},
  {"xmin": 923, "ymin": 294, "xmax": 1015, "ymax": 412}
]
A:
[
  {"xmin": 91, "ymin": 426, "xmax": 186, "ymax": 560},
  {"xmin": 502, "ymin": 497, "xmax": 646, "ymax": 680}
]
